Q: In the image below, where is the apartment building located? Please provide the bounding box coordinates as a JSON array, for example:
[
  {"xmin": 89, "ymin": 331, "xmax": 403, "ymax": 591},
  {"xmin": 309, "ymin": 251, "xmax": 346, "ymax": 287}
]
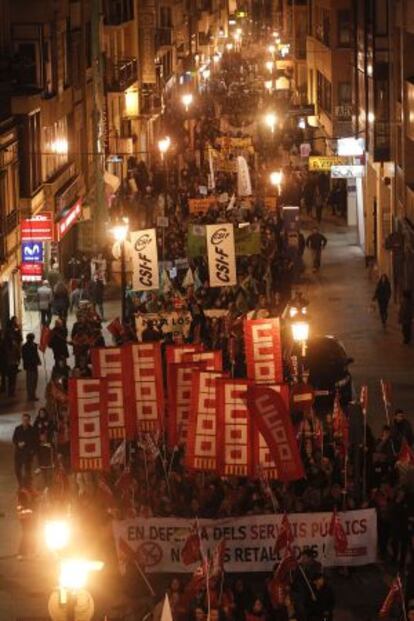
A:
[{"xmin": 306, "ymin": 0, "xmax": 353, "ymax": 142}]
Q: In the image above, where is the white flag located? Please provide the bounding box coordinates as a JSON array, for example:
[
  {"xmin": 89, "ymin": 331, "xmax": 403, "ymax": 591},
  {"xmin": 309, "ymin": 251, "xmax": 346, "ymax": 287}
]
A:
[
  {"xmin": 237, "ymin": 155, "xmax": 252, "ymax": 197},
  {"xmin": 130, "ymin": 228, "xmax": 159, "ymax": 291},
  {"xmin": 206, "ymin": 223, "xmax": 237, "ymax": 287},
  {"xmin": 110, "ymin": 440, "xmax": 126, "ymax": 466},
  {"xmin": 182, "ymin": 267, "xmax": 194, "ymax": 288},
  {"xmin": 160, "ymin": 594, "xmax": 173, "ymax": 621}
]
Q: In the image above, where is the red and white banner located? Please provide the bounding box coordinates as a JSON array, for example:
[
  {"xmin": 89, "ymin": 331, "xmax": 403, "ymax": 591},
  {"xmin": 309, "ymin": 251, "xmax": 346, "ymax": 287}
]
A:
[
  {"xmin": 69, "ymin": 378, "xmax": 110, "ymax": 472},
  {"xmin": 122, "ymin": 342, "xmax": 164, "ymax": 436},
  {"xmin": 186, "ymin": 371, "xmax": 225, "ymax": 471},
  {"xmin": 247, "ymin": 385, "xmax": 304, "ymax": 481},
  {"xmin": 91, "ymin": 347, "xmax": 128, "ymax": 439},
  {"xmin": 21, "ymin": 212, "xmax": 54, "ymax": 241},
  {"xmin": 244, "ymin": 319, "xmax": 283, "ymax": 384},
  {"xmin": 252, "ymin": 384, "xmax": 290, "ymax": 480},
  {"xmin": 166, "ymin": 344, "xmax": 203, "ymax": 389},
  {"xmin": 182, "ymin": 350, "xmax": 223, "ymax": 371},
  {"xmin": 168, "ymin": 362, "xmax": 207, "ymax": 447},
  {"xmin": 216, "ymin": 379, "xmax": 253, "ymax": 477}
]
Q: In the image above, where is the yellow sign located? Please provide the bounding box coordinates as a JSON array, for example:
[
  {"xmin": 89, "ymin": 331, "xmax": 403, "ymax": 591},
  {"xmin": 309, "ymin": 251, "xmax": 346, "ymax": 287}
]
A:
[
  {"xmin": 188, "ymin": 197, "xmax": 217, "ymax": 214},
  {"xmin": 217, "ymin": 136, "xmax": 253, "ymax": 150},
  {"xmin": 308, "ymin": 156, "xmax": 350, "ymax": 171}
]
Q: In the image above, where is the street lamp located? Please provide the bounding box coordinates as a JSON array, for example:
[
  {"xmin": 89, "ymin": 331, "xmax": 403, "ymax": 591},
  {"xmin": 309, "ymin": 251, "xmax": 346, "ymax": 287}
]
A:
[
  {"xmin": 270, "ymin": 170, "xmax": 283, "ymax": 193},
  {"xmin": 265, "ymin": 113, "xmax": 278, "ymax": 134},
  {"xmin": 45, "ymin": 520, "xmax": 71, "ymax": 552},
  {"xmin": 182, "ymin": 93, "xmax": 193, "ymax": 112},
  {"xmin": 51, "ymin": 558, "xmax": 104, "ymax": 621},
  {"xmin": 226, "ymin": 42, "xmax": 234, "ymax": 51},
  {"xmin": 291, "ymin": 312, "xmax": 310, "ymax": 381},
  {"xmin": 268, "ymin": 44, "xmax": 276, "ymax": 56},
  {"xmin": 265, "ymin": 60, "xmax": 274, "ymax": 73},
  {"xmin": 158, "ymin": 136, "xmax": 171, "ymax": 162},
  {"xmin": 264, "ymin": 80, "xmax": 273, "ymax": 94},
  {"xmin": 112, "ymin": 218, "xmax": 129, "ymax": 324}
]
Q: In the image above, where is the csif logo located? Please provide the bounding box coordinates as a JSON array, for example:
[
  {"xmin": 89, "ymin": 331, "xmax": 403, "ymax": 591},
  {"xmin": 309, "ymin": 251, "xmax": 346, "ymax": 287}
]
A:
[
  {"xmin": 134, "ymin": 233, "xmax": 152, "ymax": 252},
  {"xmin": 211, "ymin": 228, "xmax": 229, "ymax": 245}
]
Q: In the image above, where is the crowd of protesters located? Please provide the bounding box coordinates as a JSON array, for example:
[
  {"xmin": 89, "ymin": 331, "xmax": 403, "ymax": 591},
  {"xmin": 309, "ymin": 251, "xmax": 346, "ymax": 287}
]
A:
[{"xmin": 5, "ymin": 36, "xmax": 414, "ymax": 621}]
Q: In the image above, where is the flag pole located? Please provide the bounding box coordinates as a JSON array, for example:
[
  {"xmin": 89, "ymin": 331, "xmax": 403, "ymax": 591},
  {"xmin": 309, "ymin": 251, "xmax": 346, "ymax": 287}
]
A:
[
  {"xmin": 133, "ymin": 559, "xmax": 156, "ymax": 597},
  {"xmin": 298, "ymin": 565, "xmax": 316, "ymax": 601},
  {"xmin": 196, "ymin": 515, "xmax": 211, "ymax": 621}
]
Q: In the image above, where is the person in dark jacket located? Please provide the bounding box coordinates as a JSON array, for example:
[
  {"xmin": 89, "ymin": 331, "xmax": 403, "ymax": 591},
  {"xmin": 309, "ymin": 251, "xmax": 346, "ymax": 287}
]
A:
[
  {"xmin": 398, "ymin": 290, "xmax": 413, "ymax": 344},
  {"xmin": 373, "ymin": 274, "xmax": 392, "ymax": 329},
  {"xmin": 21, "ymin": 333, "xmax": 41, "ymax": 401},
  {"xmin": 4, "ymin": 317, "xmax": 22, "ymax": 397},
  {"xmin": 48, "ymin": 319, "xmax": 69, "ymax": 362},
  {"xmin": 53, "ymin": 281, "xmax": 70, "ymax": 320},
  {"xmin": 90, "ymin": 276, "xmax": 105, "ymax": 319},
  {"xmin": 307, "ymin": 574, "xmax": 335, "ymax": 621},
  {"xmin": 305, "ymin": 228, "xmax": 328, "ymax": 272},
  {"xmin": 391, "ymin": 409, "xmax": 414, "ymax": 452},
  {"xmin": 12, "ymin": 413, "xmax": 38, "ymax": 487}
]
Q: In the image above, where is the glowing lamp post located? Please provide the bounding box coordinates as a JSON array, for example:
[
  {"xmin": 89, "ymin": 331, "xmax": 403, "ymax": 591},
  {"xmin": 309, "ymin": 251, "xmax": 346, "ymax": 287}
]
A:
[
  {"xmin": 265, "ymin": 112, "xmax": 278, "ymax": 135},
  {"xmin": 291, "ymin": 311, "xmax": 310, "ymax": 381},
  {"xmin": 270, "ymin": 170, "xmax": 283, "ymax": 194},
  {"xmin": 45, "ymin": 520, "xmax": 71, "ymax": 552},
  {"xmin": 182, "ymin": 93, "xmax": 193, "ymax": 112}
]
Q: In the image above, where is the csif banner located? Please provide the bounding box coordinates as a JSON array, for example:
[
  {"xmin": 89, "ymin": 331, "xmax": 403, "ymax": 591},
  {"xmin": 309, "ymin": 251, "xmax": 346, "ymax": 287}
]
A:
[
  {"xmin": 206, "ymin": 223, "xmax": 237, "ymax": 288},
  {"xmin": 130, "ymin": 228, "xmax": 159, "ymax": 291}
]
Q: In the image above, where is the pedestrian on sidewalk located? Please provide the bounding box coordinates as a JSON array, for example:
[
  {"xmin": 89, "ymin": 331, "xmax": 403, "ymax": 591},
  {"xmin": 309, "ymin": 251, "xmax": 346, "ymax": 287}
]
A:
[
  {"xmin": 398, "ymin": 290, "xmax": 413, "ymax": 344},
  {"xmin": 373, "ymin": 274, "xmax": 392, "ymax": 329},
  {"xmin": 306, "ymin": 228, "xmax": 328, "ymax": 272},
  {"xmin": 21, "ymin": 333, "xmax": 41, "ymax": 401},
  {"xmin": 90, "ymin": 275, "xmax": 105, "ymax": 320},
  {"xmin": 12, "ymin": 413, "xmax": 38, "ymax": 487},
  {"xmin": 37, "ymin": 279, "xmax": 53, "ymax": 325},
  {"xmin": 4, "ymin": 317, "xmax": 22, "ymax": 397},
  {"xmin": 53, "ymin": 280, "xmax": 70, "ymax": 320}
]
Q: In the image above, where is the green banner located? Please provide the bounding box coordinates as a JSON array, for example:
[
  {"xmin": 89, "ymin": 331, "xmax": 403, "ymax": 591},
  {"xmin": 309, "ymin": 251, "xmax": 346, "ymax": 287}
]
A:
[{"xmin": 187, "ymin": 224, "xmax": 261, "ymax": 258}]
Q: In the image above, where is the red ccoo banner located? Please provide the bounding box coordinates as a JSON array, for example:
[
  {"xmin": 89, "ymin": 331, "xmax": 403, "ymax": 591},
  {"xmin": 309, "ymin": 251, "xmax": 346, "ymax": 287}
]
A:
[
  {"xmin": 168, "ymin": 361, "xmax": 207, "ymax": 447},
  {"xmin": 244, "ymin": 318, "xmax": 283, "ymax": 384},
  {"xmin": 69, "ymin": 378, "xmax": 110, "ymax": 472},
  {"xmin": 182, "ymin": 350, "xmax": 223, "ymax": 371},
  {"xmin": 122, "ymin": 342, "xmax": 164, "ymax": 436},
  {"xmin": 216, "ymin": 379, "xmax": 253, "ymax": 477},
  {"xmin": 247, "ymin": 385, "xmax": 304, "ymax": 482},
  {"xmin": 91, "ymin": 347, "xmax": 128, "ymax": 439},
  {"xmin": 186, "ymin": 370, "xmax": 225, "ymax": 472}
]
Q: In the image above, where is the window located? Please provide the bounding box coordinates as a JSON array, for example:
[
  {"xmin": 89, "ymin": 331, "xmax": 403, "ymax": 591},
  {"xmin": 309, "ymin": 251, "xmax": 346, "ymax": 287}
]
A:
[
  {"xmin": 15, "ymin": 42, "xmax": 39, "ymax": 87},
  {"xmin": 42, "ymin": 116, "xmax": 69, "ymax": 181},
  {"xmin": 315, "ymin": 8, "xmax": 330, "ymax": 46},
  {"xmin": 317, "ymin": 71, "xmax": 332, "ymax": 115},
  {"xmin": 338, "ymin": 10, "xmax": 351, "ymax": 47},
  {"xmin": 338, "ymin": 82, "xmax": 352, "ymax": 104}
]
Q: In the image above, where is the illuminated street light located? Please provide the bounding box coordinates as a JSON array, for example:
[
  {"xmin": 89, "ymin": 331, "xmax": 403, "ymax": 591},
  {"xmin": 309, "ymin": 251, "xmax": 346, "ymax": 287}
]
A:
[
  {"xmin": 270, "ymin": 170, "xmax": 283, "ymax": 192},
  {"xmin": 265, "ymin": 60, "xmax": 274, "ymax": 73},
  {"xmin": 44, "ymin": 520, "xmax": 71, "ymax": 552},
  {"xmin": 265, "ymin": 113, "xmax": 278, "ymax": 134},
  {"xmin": 268, "ymin": 44, "xmax": 276, "ymax": 55},
  {"xmin": 264, "ymin": 80, "xmax": 273, "ymax": 93},
  {"xmin": 291, "ymin": 321, "xmax": 310, "ymax": 344},
  {"xmin": 226, "ymin": 42, "xmax": 234, "ymax": 51},
  {"xmin": 158, "ymin": 136, "xmax": 171, "ymax": 161},
  {"xmin": 51, "ymin": 138, "xmax": 68, "ymax": 155},
  {"xmin": 182, "ymin": 93, "xmax": 193, "ymax": 112},
  {"xmin": 112, "ymin": 218, "xmax": 129, "ymax": 243},
  {"xmin": 213, "ymin": 52, "xmax": 221, "ymax": 63},
  {"xmin": 59, "ymin": 559, "xmax": 104, "ymax": 591}
]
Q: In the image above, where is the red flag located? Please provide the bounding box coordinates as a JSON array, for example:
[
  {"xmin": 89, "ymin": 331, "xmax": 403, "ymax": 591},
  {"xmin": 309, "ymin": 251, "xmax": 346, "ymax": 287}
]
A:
[
  {"xmin": 333, "ymin": 393, "xmax": 349, "ymax": 449},
  {"xmin": 267, "ymin": 576, "xmax": 289, "ymax": 607},
  {"xmin": 186, "ymin": 558, "xmax": 209, "ymax": 595},
  {"xmin": 275, "ymin": 514, "xmax": 294, "ymax": 553},
  {"xmin": 247, "ymin": 385, "xmax": 304, "ymax": 481},
  {"xmin": 329, "ymin": 509, "xmax": 348, "ymax": 554},
  {"xmin": 181, "ymin": 525, "xmax": 201, "ymax": 565},
  {"xmin": 91, "ymin": 347, "xmax": 128, "ymax": 440},
  {"xmin": 39, "ymin": 325, "xmax": 50, "ymax": 353},
  {"xmin": 107, "ymin": 317, "xmax": 123, "ymax": 338},
  {"xmin": 397, "ymin": 439, "xmax": 414, "ymax": 466},
  {"xmin": 379, "ymin": 576, "xmax": 403, "ymax": 617},
  {"xmin": 210, "ymin": 539, "xmax": 226, "ymax": 580},
  {"xmin": 275, "ymin": 549, "xmax": 298, "ymax": 584}
]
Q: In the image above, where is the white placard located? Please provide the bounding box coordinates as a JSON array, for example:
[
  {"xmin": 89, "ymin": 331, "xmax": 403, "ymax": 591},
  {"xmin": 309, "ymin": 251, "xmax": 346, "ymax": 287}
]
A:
[
  {"xmin": 206, "ymin": 223, "xmax": 237, "ymax": 288},
  {"xmin": 130, "ymin": 228, "xmax": 159, "ymax": 291},
  {"xmin": 113, "ymin": 509, "xmax": 377, "ymax": 573},
  {"xmin": 331, "ymin": 165, "xmax": 365, "ymax": 179}
]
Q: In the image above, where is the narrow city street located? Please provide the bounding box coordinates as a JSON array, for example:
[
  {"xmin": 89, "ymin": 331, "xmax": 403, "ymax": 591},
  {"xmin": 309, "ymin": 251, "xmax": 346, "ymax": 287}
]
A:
[{"xmin": 0, "ymin": 220, "xmax": 412, "ymax": 620}]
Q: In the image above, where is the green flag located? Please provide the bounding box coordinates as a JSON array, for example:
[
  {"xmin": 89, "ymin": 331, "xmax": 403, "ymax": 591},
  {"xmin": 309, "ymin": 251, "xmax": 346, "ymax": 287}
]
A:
[
  {"xmin": 187, "ymin": 224, "xmax": 207, "ymax": 258},
  {"xmin": 235, "ymin": 223, "xmax": 261, "ymax": 256}
]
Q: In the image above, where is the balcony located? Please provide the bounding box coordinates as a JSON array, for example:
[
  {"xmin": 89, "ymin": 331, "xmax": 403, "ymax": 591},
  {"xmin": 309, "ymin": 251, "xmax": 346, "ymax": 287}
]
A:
[
  {"xmin": 105, "ymin": 57, "xmax": 138, "ymax": 92},
  {"xmin": 140, "ymin": 93, "xmax": 162, "ymax": 116}
]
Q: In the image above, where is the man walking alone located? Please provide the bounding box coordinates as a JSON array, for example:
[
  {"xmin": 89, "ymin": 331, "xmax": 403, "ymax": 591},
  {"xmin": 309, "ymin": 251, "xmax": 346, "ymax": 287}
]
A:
[
  {"xmin": 12, "ymin": 414, "xmax": 38, "ymax": 487},
  {"xmin": 22, "ymin": 333, "xmax": 41, "ymax": 401},
  {"xmin": 306, "ymin": 227, "xmax": 328, "ymax": 272}
]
